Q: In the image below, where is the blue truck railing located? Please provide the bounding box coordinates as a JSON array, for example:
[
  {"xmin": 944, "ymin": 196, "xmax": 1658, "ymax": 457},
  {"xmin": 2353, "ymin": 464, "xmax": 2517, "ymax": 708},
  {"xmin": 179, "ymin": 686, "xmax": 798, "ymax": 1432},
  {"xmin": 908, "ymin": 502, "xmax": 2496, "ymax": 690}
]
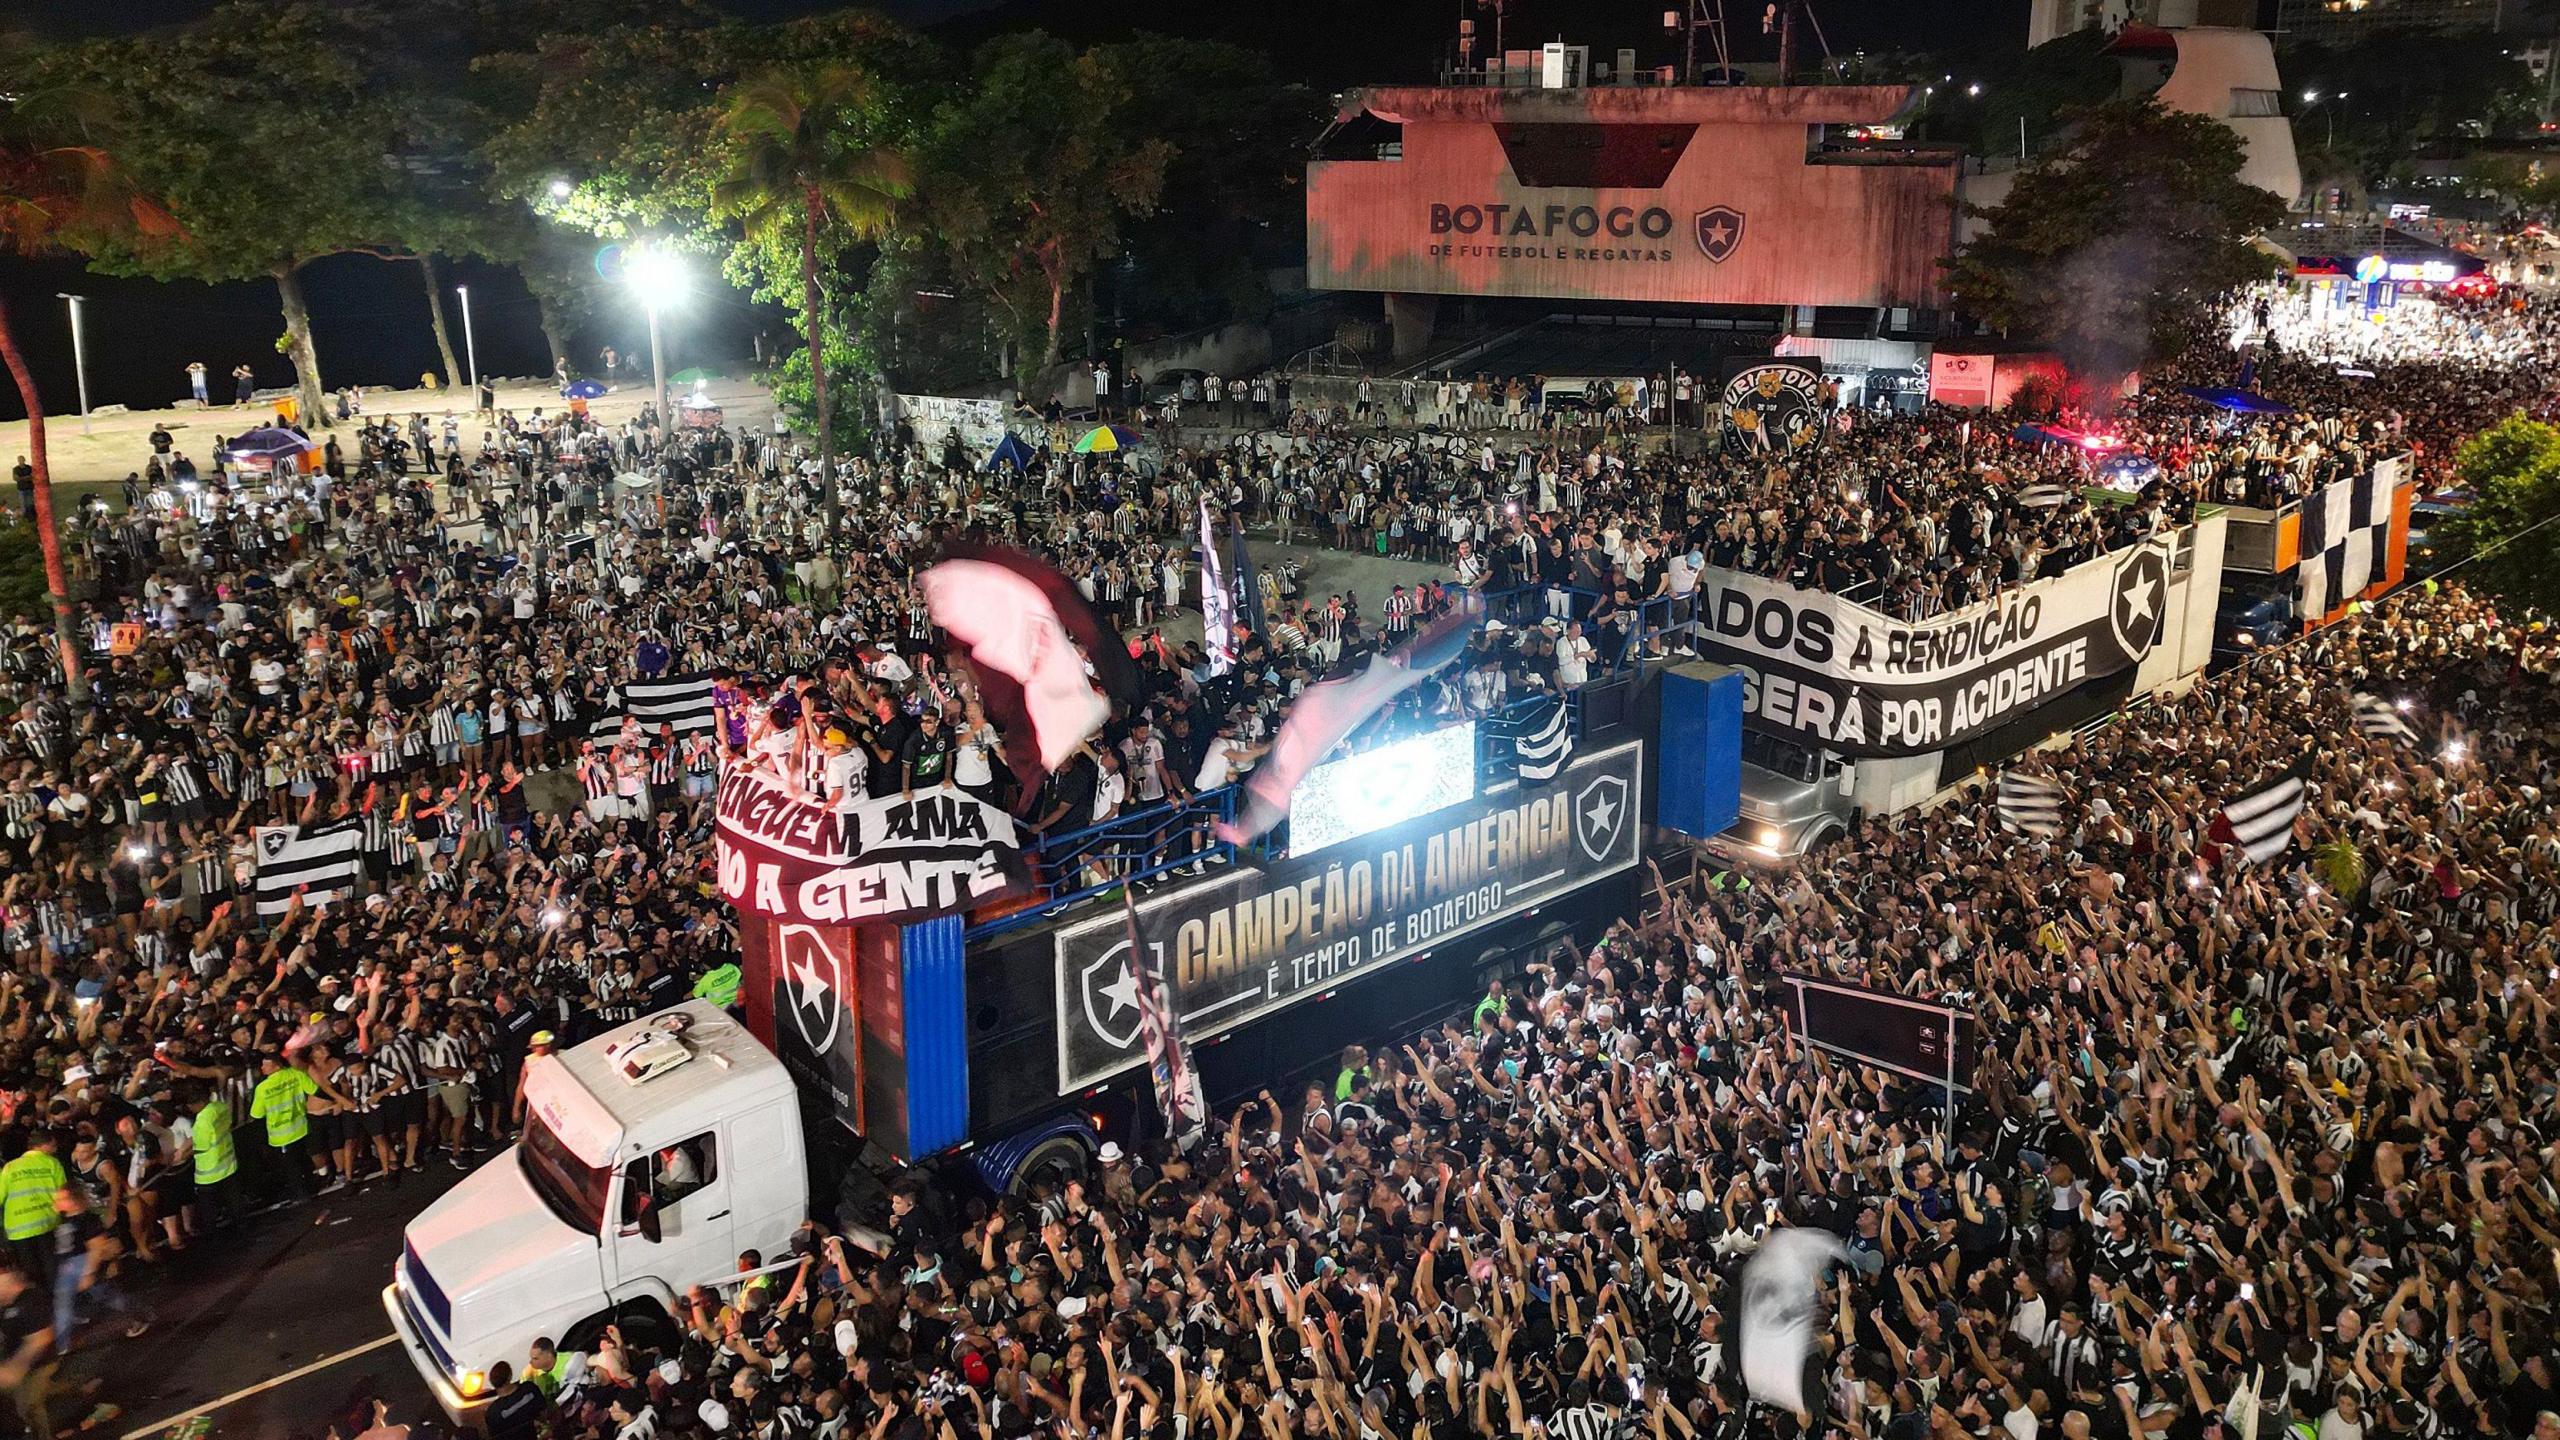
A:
[
  {"xmin": 964, "ymin": 685, "xmax": 1598, "ymax": 944},
  {"xmin": 966, "ymin": 787, "xmax": 1243, "ymax": 943},
  {"xmin": 1483, "ymin": 581, "xmax": 1690, "ymax": 675}
]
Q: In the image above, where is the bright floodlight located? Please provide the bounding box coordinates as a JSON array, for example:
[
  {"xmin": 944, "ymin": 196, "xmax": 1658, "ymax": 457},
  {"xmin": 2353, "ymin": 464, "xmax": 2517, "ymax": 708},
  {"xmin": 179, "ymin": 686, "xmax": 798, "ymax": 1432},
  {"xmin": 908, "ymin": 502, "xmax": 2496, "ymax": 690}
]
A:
[
  {"xmin": 549, "ymin": 178, "xmax": 574, "ymax": 199},
  {"xmin": 2303, "ymin": 89, "xmax": 2321, "ymax": 103},
  {"xmin": 626, "ymin": 245, "xmax": 687, "ymax": 302}
]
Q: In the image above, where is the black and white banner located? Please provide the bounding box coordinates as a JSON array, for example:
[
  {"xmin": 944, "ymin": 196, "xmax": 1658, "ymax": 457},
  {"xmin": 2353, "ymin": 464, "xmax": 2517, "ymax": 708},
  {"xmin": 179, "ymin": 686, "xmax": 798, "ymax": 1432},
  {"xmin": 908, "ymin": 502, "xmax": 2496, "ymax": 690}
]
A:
[
  {"xmin": 587, "ymin": 673, "xmax": 718, "ymax": 738},
  {"xmin": 714, "ymin": 765, "xmax": 1030, "ymax": 925},
  {"xmin": 2298, "ymin": 456, "xmax": 2406, "ymax": 623},
  {"xmin": 1061, "ymin": 741, "xmax": 1642, "ymax": 1093},
  {"xmin": 1683, "ymin": 539, "xmax": 2175, "ymax": 757},
  {"xmin": 252, "ymin": 821, "xmax": 365, "ymax": 917}
]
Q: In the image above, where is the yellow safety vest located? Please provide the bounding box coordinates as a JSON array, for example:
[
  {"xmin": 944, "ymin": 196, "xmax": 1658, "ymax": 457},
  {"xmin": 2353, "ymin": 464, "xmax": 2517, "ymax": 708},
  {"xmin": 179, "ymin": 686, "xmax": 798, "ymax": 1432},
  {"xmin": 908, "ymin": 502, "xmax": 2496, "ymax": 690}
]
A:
[
  {"xmin": 693, "ymin": 963, "xmax": 741, "ymax": 1008},
  {"xmin": 0, "ymin": 1152, "xmax": 64, "ymax": 1241},
  {"xmin": 194, "ymin": 1099, "xmax": 239, "ymax": 1184},
  {"xmin": 253, "ymin": 1068, "xmax": 317, "ymax": 1147}
]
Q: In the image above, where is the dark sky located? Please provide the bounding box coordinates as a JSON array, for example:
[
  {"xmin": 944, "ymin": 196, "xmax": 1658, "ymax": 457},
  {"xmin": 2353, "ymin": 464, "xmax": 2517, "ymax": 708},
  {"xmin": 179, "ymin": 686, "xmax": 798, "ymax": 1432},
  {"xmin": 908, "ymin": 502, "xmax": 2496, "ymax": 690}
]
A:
[{"xmin": 29, "ymin": 0, "xmax": 2036, "ymax": 68}]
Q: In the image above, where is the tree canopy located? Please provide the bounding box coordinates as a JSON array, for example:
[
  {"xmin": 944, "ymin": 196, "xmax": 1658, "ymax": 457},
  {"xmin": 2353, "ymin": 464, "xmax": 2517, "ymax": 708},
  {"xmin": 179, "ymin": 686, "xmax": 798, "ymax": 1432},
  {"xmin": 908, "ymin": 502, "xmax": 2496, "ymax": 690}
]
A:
[
  {"xmin": 1942, "ymin": 98, "xmax": 2286, "ymax": 386},
  {"xmin": 2444, "ymin": 414, "xmax": 2560, "ymax": 614}
]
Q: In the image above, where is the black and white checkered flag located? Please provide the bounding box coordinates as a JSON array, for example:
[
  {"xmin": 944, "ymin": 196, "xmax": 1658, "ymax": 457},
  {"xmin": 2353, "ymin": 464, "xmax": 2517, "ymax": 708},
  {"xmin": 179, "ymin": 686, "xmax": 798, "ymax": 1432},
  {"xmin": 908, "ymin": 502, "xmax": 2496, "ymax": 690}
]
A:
[
  {"xmin": 1996, "ymin": 771, "xmax": 2067, "ymax": 839},
  {"xmin": 2210, "ymin": 760, "xmax": 2310, "ymax": 865},
  {"xmin": 2349, "ymin": 691, "xmax": 2417, "ymax": 746},
  {"xmin": 1514, "ymin": 694, "xmax": 1574, "ymax": 785}
]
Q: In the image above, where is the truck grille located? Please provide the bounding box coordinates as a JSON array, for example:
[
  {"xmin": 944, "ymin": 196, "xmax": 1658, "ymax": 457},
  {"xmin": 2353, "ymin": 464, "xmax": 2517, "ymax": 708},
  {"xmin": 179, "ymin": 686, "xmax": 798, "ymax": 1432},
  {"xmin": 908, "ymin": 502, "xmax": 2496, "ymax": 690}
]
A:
[{"xmin": 402, "ymin": 1240, "xmax": 454, "ymax": 1336}]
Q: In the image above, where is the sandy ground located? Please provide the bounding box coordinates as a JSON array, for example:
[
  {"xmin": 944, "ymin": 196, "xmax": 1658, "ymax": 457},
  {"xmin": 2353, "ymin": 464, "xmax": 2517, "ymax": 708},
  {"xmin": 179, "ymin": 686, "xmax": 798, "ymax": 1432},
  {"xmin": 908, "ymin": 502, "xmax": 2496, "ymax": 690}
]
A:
[{"xmin": 2, "ymin": 374, "xmax": 779, "ymax": 504}]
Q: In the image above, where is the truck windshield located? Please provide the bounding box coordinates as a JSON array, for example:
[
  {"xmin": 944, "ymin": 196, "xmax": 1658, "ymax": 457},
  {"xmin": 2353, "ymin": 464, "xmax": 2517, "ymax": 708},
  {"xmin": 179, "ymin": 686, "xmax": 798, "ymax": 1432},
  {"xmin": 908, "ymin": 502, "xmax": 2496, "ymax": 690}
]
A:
[
  {"xmin": 1740, "ymin": 730, "xmax": 1824, "ymax": 784},
  {"xmin": 519, "ymin": 1112, "xmax": 612, "ymax": 1235}
]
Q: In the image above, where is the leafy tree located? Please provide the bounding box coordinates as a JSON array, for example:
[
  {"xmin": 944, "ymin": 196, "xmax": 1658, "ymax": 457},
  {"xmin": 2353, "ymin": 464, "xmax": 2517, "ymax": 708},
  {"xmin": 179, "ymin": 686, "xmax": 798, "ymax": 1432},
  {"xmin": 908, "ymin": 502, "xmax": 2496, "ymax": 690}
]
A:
[
  {"xmin": 2443, "ymin": 414, "xmax": 2560, "ymax": 613},
  {"xmin": 1972, "ymin": 29, "xmax": 2118, "ymax": 161},
  {"xmin": 714, "ymin": 64, "xmax": 912, "ymax": 532},
  {"xmin": 30, "ymin": 2, "xmax": 454, "ymax": 425},
  {"xmin": 0, "ymin": 525, "xmax": 45, "ymax": 625},
  {"xmin": 917, "ymin": 33, "xmax": 1173, "ymax": 380},
  {"xmin": 1942, "ymin": 99, "xmax": 2284, "ymax": 388},
  {"xmin": 2286, "ymin": 33, "xmax": 2538, "ymax": 191},
  {"xmin": 0, "ymin": 90, "xmax": 179, "ymax": 698},
  {"xmin": 1103, "ymin": 37, "xmax": 1322, "ymax": 337}
]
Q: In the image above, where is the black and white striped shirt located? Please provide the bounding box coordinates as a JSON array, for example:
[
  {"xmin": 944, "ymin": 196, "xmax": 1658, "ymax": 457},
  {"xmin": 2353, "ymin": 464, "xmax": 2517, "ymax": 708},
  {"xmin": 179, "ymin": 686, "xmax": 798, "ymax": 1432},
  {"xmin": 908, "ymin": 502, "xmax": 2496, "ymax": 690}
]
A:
[{"xmin": 1546, "ymin": 1404, "xmax": 1626, "ymax": 1440}]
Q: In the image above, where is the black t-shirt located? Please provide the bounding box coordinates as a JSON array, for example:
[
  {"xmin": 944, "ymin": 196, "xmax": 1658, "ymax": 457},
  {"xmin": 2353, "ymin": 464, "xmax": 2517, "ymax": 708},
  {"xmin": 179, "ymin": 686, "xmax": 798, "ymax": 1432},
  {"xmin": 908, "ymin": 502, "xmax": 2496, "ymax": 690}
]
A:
[
  {"xmin": 0, "ymin": 1289, "xmax": 43, "ymax": 1351},
  {"xmin": 900, "ymin": 727, "xmax": 954, "ymax": 787},
  {"xmin": 483, "ymin": 1381, "xmax": 548, "ymax": 1440}
]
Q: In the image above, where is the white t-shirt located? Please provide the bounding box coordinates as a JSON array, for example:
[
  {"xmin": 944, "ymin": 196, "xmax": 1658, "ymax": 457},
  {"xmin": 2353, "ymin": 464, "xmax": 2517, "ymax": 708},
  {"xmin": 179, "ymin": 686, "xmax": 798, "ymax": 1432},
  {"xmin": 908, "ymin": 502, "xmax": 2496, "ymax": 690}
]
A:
[
  {"xmin": 1557, "ymin": 634, "xmax": 1595, "ymax": 689},
  {"xmin": 1123, "ymin": 735, "xmax": 1167, "ymax": 801},
  {"xmin": 1195, "ymin": 739, "xmax": 1247, "ymax": 791}
]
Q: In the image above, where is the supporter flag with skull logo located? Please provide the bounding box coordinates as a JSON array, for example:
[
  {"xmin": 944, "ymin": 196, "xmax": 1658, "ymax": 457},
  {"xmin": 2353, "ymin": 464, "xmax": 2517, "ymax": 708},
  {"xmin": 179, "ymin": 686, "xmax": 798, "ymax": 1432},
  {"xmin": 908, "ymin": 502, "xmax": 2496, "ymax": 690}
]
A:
[{"xmin": 921, "ymin": 543, "xmax": 1141, "ymax": 796}]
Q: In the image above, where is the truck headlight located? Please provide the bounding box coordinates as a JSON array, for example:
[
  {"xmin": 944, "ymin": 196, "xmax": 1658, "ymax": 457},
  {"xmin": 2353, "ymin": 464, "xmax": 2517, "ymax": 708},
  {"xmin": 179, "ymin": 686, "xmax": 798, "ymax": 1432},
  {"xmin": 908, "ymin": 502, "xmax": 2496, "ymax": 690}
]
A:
[
  {"xmin": 1756, "ymin": 826, "xmax": 1782, "ymax": 848},
  {"xmin": 459, "ymin": 1370, "xmax": 488, "ymax": 1398},
  {"xmin": 2232, "ymin": 632, "xmax": 2255, "ymax": 647}
]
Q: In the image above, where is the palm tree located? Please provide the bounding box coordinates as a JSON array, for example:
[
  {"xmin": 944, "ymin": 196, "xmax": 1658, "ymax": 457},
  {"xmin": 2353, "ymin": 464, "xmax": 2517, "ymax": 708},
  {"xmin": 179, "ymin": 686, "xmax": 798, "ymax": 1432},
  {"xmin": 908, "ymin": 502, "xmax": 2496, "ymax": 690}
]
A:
[
  {"xmin": 713, "ymin": 64, "xmax": 911, "ymax": 534},
  {"xmin": 0, "ymin": 95, "xmax": 178, "ymax": 699},
  {"xmin": 2313, "ymin": 837, "xmax": 2368, "ymax": 902}
]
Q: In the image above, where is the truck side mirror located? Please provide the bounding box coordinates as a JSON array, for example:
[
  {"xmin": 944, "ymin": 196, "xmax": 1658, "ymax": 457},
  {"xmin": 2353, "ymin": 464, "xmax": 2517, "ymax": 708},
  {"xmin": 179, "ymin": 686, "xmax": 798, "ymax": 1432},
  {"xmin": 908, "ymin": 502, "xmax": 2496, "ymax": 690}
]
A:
[{"xmin": 638, "ymin": 1206, "xmax": 662, "ymax": 1244}]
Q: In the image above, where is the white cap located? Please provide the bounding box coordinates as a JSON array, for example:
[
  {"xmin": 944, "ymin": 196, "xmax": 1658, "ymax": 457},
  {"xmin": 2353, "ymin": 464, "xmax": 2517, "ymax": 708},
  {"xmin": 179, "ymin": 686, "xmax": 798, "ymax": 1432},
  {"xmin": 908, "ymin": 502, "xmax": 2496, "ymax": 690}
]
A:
[
  {"xmin": 835, "ymin": 1318, "xmax": 861, "ymax": 1357},
  {"xmin": 1097, "ymin": 1141, "xmax": 1124, "ymax": 1164},
  {"xmin": 1058, "ymin": 1296, "xmax": 1089, "ymax": 1319},
  {"xmin": 698, "ymin": 1400, "xmax": 732, "ymax": 1432}
]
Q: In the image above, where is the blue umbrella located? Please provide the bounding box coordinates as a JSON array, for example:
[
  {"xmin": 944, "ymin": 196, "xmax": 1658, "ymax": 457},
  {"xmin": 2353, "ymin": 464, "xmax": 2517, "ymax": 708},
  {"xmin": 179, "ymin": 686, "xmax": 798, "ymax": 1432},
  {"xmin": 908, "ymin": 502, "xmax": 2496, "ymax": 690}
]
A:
[
  {"xmin": 561, "ymin": 379, "xmax": 609, "ymax": 400},
  {"xmin": 219, "ymin": 426, "xmax": 316, "ymax": 463},
  {"xmin": 980, "ymin": 432, "xmax": 1036, "ymax": 472},
  {"xmin": 2178, "ymin": 386, "xmax": 2293, "ymax": 415}
]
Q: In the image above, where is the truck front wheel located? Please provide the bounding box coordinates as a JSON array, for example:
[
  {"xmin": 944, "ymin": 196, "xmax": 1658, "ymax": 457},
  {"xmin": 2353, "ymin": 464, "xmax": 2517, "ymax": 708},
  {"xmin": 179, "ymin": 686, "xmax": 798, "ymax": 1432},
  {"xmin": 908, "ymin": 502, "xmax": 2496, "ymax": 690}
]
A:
[{"xmin": 563, "ymin": 1298, "xmax": 680, "ymax": 1358}]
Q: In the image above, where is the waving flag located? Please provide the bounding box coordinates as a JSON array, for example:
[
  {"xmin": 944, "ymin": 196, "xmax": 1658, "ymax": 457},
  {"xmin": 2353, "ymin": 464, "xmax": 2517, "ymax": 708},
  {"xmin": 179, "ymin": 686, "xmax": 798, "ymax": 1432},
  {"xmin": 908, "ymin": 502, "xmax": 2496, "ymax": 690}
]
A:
[
  {"xmin": 1512, "ymin": 694, "xmax": 1574, "ymax": 784},
  {"xmin": 1199, "ymin": 500, "xmax": 1238, "ymax": 678},
  {"xmin": 252, "ymin": 821, "xmax": 365, "ymax": 918},
  {"xmin": 1216, "ymin": 596, "xmax": 1484, "ymax": 845},
  {"xmin": 1738, "ymin": 1228, "xmax": 1847, "ymax": 1418},
  {"xmin": 2349, "ymin": 691, "xmax": 2417, "ymax": 746},
  {"xmin": 1996, "ymin": 771, "xmax": 2067, "ymax": 839},
  {"xmin": 921, "ymin": 544, "xmax": 1140, "ymax": 795},
  {"xmin": 2208, "ymin": 759, "xmax": 2310, "ymax": 865}
]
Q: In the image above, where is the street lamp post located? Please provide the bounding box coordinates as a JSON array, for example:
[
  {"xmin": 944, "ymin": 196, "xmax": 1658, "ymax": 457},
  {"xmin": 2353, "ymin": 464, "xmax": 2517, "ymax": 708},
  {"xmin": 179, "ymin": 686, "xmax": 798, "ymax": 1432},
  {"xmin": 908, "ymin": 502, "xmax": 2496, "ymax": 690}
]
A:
[
  {"xmin": 645, "ymin": 298, "xmax": 668, "ymax": 427},
  {"xmin": 455, "ymin": 284, "xmax": 479, "ymax": 390},
  {"xmin": 2301, "ymin": 89, "xmax": 2348, "ymax": 151},
  {"xmin": 55, "ymin": 294, "xmax": 90, "ymax": 434},
  {"xmin": 624, "ymin": 245, "xmax": 685, "ymax": 433}
]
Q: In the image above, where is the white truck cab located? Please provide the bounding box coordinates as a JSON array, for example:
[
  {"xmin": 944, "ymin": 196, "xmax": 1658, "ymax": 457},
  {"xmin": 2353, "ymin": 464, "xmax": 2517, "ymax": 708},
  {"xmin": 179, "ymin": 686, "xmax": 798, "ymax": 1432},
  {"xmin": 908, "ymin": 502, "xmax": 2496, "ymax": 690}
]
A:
[{"xmin": 385, "ymin": 1003, "xmax": 810, "ymax": 1421}]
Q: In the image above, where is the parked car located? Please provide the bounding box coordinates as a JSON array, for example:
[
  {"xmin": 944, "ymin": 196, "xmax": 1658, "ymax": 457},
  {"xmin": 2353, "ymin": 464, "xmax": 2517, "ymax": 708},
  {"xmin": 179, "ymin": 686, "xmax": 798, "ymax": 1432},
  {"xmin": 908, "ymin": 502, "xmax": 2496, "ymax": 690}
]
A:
[
  {"xmin": 2405, "ymin": 487, "xmax": 2473, "ymax": 580},
  {"xmin": 2213, "ymin": 571, "xmax": 2296, "ymax": 666}
]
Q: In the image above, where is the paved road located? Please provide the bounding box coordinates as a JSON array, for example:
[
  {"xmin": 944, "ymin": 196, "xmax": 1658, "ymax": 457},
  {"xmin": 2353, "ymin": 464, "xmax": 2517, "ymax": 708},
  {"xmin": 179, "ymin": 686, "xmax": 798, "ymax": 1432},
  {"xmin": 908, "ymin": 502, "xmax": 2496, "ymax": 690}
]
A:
[{"xmin": 81, "ymin": 1168, "xmax": 466, "ymax": 1440}]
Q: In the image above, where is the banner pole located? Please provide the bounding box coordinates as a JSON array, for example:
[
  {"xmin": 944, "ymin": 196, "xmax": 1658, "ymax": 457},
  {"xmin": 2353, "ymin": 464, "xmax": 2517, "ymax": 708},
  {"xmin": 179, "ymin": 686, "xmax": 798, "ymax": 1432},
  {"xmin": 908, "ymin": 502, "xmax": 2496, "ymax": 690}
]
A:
[
  {"xmin": 1122, "ymin": 880, "xmax": 1206, "ymax": 1151},
  {"xmin": 1941, "ymin": 1004, "xmax": 1959, "ymax": 1165}
]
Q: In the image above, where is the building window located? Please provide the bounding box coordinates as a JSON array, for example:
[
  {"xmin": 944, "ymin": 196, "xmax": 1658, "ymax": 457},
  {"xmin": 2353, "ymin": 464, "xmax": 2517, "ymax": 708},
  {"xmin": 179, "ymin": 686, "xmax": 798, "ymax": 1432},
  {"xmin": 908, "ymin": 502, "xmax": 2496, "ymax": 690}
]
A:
[{"xmin": 2229, "ymin": 89, "xmax": 2283, "ymax": 118}]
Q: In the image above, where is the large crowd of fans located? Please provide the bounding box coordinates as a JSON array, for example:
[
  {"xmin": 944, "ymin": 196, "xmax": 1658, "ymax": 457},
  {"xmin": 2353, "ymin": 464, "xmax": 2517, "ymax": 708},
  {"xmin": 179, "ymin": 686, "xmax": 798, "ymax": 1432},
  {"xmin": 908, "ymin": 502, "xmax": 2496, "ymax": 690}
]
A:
[{"xmin": 0, "ymin": 282, "xmax": 2554, "ymax": 1440}]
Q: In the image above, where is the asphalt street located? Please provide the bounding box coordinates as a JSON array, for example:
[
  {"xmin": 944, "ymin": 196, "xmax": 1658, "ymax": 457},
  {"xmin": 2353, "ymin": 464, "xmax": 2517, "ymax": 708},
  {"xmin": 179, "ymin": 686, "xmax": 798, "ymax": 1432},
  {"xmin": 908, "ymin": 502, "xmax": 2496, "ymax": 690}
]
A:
[{"xmin": 82, "ymin": 1166, "xmax": 470, "ymax": 1440}]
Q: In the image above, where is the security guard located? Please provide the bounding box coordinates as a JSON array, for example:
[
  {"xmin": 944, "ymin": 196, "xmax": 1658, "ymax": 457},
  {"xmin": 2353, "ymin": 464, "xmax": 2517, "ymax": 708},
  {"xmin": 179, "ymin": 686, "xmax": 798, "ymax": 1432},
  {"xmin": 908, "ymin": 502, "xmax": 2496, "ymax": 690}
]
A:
[
  {"xmin": 189, "ymin": 1083, "xmax": 241, "ymax": 1230},
  {"xmin": 250, "ymin": 1051, "xmax": 322, "ymax": 1198},
  {"xmin": 0, "ymin": 1131, "xmax": 64, "ymax": 1278}
]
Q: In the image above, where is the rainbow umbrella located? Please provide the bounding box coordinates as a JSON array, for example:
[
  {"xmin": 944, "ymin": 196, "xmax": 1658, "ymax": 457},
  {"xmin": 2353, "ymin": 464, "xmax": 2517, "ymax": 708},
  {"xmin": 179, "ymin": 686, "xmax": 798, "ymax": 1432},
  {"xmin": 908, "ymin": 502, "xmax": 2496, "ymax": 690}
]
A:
[{"xmin": 1072, "ymin": 424, "xmax": 1140, "ymax": 454}]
